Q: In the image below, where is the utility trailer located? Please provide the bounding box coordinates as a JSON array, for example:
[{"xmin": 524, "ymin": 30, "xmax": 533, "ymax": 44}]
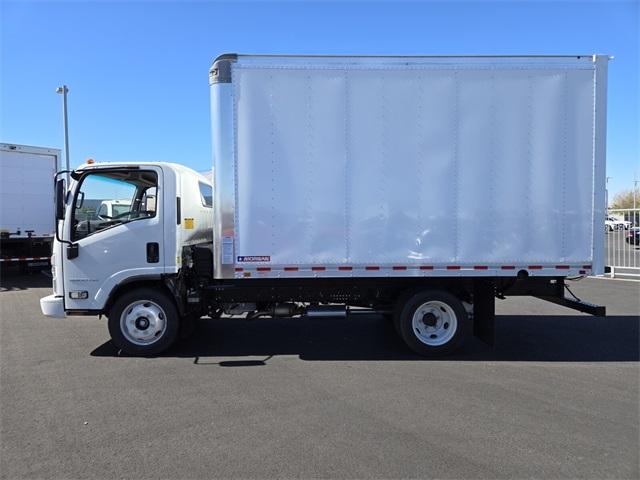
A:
[
  {"xmin": 41, "ymin": 54, "xmax": 608, "ymax": 356},
  {"xmin": 1, "ymin": 143, "xmax": 60, "ymax": 272}
]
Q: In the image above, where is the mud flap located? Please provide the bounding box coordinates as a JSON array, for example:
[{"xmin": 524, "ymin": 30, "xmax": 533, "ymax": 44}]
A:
[{"xmin": 473, "ymin": 279, "xmax": 495, "ymax": 346}]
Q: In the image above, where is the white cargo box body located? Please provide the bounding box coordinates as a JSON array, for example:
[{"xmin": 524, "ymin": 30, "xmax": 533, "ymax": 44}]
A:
[
  {"xmin": 210, "ymin": 55, "xmax": 608, "ymax": 279},
  {"xmin": 0, "ymin": 143, "xmax": 60, "ymax": 238}
]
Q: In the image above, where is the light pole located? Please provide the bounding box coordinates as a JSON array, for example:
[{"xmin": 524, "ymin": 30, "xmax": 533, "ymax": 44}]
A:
[{"xmin": 56, "ymin": 85, "xmax": 70, "ymax": 181}]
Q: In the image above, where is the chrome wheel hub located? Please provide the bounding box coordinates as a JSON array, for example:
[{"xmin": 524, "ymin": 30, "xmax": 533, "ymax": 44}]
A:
[{"xmin": 120, "ymin": 300, "xmax": 167, "ymax": 346}]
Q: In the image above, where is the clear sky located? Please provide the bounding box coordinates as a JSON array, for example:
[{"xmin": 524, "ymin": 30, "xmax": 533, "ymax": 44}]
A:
[{"xmin": 1, "ymin": 0, "xmax": 638, "ymax": 198}]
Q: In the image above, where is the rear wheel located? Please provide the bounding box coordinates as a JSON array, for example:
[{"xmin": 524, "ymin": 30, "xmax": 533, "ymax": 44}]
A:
[
  {"xmin": 108, "ymin": 288, "xmax": 179, "ymax": 356},
  {"xmin": 397, "ymin": 290, "xmax": 469, "ymax": 356}
]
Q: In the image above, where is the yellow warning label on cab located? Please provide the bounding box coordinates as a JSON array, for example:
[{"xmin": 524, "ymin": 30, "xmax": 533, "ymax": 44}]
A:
[{"xmin": 184, "ymin": 218, "xmax": 194, "ymax": 229}]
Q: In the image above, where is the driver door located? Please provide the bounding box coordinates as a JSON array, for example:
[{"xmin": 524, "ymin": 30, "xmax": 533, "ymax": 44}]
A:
[{"xmin": 63, "ymin": 167, "xmax": 164, "ymax": 311}]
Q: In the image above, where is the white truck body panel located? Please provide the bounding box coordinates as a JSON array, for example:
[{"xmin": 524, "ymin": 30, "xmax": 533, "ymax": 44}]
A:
[
  {"xmin": 210, "ymin": 55, "xmax": 608, "ymax": 279},
  {"xmin": 0, "ymin": 143, "xmax": 60, "ymax": 238}
]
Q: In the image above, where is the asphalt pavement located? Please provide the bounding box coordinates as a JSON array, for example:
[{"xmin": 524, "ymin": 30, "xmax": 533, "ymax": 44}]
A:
[{"xmin": 1, "ymin": 273, "xmax": 638, "ymax": 479}]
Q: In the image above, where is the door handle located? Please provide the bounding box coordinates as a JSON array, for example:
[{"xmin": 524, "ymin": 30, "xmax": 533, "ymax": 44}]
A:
[{"xmin": 146, "ymin": 242, "xmax": 159, "ymax": 263}]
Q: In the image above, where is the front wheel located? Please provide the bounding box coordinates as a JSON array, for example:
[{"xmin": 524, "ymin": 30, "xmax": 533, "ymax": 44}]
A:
[
  {"xmin": 398, "ymin": 290, "xmax": 469, "ymax": 356},
  {"xmin": 108, "ymin": 288, "xmax": 180, "ymax": 356}
]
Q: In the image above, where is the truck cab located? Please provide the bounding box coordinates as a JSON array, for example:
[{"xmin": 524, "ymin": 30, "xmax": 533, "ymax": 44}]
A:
[{"xmin": 40, "ymin": 162, "xmax": 213, "ymax": 353}]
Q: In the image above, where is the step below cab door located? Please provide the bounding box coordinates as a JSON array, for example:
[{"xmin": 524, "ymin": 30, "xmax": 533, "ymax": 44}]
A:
[{"xmin": 62, "ymin": 166, "xmax": 164, "ymax": 311}]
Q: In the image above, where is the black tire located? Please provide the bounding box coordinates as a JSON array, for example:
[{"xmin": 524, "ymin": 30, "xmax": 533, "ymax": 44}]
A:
[
  {"xmin": 390, "ymin": 288, "xmax": 427, "ymax": 337},
  {"xmin": 107, "ymin": 287, "xmax": 180, "ymax": 356},
  {"xmin": 397, "ymin": 289, "xmax": 470, "ymax": 357}
]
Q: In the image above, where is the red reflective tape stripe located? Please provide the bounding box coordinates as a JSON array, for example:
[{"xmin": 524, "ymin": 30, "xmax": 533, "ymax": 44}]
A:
[
  {"xmin": 311, "ymin": 266, "xmax": 326, "ymax": 271},
  {"xmin": 284, "ymin": 267, "xmax": 298, "ymax": 271},
  {"xmin": 582, "ymin": 265, "xmax": 592, "ymax": 269},
  {"xmin": 555, "ymin": 265, "xmax": 570, "ymax": 269},
  {"xmin": 501, "ymin": 266, "xmax": 515, "ymax": 270},
  {"xmin": 473, "ymin": 266, "xmax": 488, "ymax": 270},
  {"xmin": 365, "ymin": 266, "xmax": 380, "ymax": 271},
  {"xmin": 392, "ymin": 266, "xmax": 407, "ymax": 271},
  {"xmin": 338, "ymin": 266, "xmax": 352, "ymax": 271},
  {"xmin": 528, "ymin": 266, "xmax": 543, "ymax": 270},
  {"xmin": 420, "ymin": 266, "xmax": 434, "ymax": 270},
  {"xmin": 234, "ymin": 267, "xmax": 244, "ymax": 272},
  {"xmin": 446, "ymin": 266, "xmax": 461, "ymax": 270},
  {"xmin": 257, "ymin": 267, "xmax": 271, "ymax": 272}
]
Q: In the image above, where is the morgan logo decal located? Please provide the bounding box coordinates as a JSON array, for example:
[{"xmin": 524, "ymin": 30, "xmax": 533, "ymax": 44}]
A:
[{"xmin": 237, "ymin": 256, "xmax": 271, "ymax": 262}]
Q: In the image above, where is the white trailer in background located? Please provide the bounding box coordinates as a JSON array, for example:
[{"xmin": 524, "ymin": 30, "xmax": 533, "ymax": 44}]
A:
[
  {"xmin": 1, "ymin": 143, "xmax": 60, "ymax": 271},
  {"xmin": 41, "ymin": 54, "xmax": 608, "ymax": 357}
]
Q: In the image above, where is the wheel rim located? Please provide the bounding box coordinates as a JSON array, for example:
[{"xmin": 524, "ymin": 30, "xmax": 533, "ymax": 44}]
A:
[
  {"xmin": 411, "ymin": 300, "xmax": 458, "ymax": 347},
  {"xmin": 120, "ymin": 300, "xmax": 167, "ymax": 346}
]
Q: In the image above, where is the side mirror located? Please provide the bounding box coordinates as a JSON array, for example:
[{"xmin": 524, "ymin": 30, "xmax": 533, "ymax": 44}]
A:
[{"xmin": 55, "ymin": 179, "xmax": 65, "ymax": 220}]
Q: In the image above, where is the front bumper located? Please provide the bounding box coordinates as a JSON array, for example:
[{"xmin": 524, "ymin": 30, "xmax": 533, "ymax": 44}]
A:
[{"xmin": 40, "ymin": 295, "xmax": 65, "ymax": 318}]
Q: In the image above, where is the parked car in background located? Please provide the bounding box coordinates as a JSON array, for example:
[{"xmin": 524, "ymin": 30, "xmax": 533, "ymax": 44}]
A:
[
  {"xmin": 605, "ymin": 217, "xmax": 620, "ymax": 232},
  {"xmin": 626, "ymin": 227, "xmax": 640, "ymax": 245},
  {"xmin": 607, "ymin": 215, "xmax": 632, "ymax": 230}
]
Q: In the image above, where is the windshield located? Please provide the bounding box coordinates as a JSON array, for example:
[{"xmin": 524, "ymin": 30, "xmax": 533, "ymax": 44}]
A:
[{"xmin": 71, "ymin": 170, "xmax": 158, "ymax": 241}]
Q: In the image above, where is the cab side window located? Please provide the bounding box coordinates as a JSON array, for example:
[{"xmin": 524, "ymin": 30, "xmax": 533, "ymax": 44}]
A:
[{"xmin": 199, "ymin": 182, "xmax": 212, "ymax": 207}]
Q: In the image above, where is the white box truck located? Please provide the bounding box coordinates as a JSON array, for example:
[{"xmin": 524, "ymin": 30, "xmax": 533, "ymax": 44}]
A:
[
  {"xmin": 41, "ymin": 54, "xmax": 608, "ymax": 356},
  {"xmin": 1, "ymin": 143, "xmax": 60, "ymax": 271}
]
